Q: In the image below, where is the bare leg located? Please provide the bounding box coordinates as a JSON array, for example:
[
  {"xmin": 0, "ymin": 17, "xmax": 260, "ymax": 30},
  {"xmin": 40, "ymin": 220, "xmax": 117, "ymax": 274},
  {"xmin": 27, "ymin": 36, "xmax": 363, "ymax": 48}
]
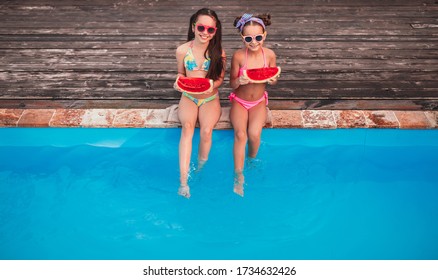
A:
[
  {"xmin": 177, "ymin": 96, "xmax": 198, "ymax": 198},
  {"xmin": 230, "ymin": 101, "xmax": 249, "ymax": 196},
  {"xmin": 197, "ymin": 97, "xmax": 221, "ymax": 170},
  {"xmin": 247, "ymin": 102, "xmax": 267, "ymax": 158}
]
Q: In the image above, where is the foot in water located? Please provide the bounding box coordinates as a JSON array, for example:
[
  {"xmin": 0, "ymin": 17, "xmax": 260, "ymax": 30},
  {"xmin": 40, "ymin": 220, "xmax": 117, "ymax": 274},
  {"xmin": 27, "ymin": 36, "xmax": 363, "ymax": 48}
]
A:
[
  {"xmin": 233, "ymin": 172, "xmax": 244, "ymax": 197},
  {"xmin": 178, "ymin": 184, "xmax": 191, "ymax": 199},
  {"xmin": 196, "ymin": 159, "xmax": 207, "ymax": 173},
  {"xmin": 246, "ymin": 157, "xmax": 262, "ymax": 170}
]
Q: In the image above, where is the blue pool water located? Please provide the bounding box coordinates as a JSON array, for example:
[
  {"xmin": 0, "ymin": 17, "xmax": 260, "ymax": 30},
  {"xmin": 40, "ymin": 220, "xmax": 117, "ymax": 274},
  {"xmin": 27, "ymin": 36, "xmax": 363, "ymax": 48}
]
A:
[{"xmin": 0, "ymin": 128, "xmax": 437, "ymax": 260}]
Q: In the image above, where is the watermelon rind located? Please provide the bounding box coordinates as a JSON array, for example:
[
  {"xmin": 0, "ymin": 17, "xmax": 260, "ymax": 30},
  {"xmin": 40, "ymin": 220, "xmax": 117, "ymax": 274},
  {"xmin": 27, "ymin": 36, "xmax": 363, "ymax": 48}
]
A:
[
  {"xmin": 243, "ymin": 66, "xmax": 281, "ymax": 83},
  {"xmin": 176, "ymin": 77, "xmax": 214, "ymax": 95}
]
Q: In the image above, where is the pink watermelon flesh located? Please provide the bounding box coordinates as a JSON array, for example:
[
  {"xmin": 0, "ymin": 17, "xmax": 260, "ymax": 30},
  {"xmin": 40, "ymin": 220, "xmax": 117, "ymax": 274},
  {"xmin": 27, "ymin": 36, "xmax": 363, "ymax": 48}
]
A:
[
  {"xmin": 244, "ymin": 67, "xmax": 281, "ymax": 83},
  {"xmin": 176, "ymin": 77, "xmax": 212, "ymax": 94}
]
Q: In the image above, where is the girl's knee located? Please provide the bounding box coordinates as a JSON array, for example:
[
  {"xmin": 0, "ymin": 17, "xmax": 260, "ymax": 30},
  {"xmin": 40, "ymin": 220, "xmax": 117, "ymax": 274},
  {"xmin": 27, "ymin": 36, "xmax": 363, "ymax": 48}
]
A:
[
  {"xmin": 248, "ymin": 129, "xmax": 261, "ymax": 143},
  {"xmin": 181, "ymin": 122, "xmax": 195, "ymax": 137},
  {"xmin": 234, "ymin": 130, "xmax": 247, "ymax": 142},
  {"xmin": 200, "ymin": 126, "xmax": 213, "ymax": 140},
  {"xmin": 181, "ymin": 122, "xmax": 195, "ymax": 131}
]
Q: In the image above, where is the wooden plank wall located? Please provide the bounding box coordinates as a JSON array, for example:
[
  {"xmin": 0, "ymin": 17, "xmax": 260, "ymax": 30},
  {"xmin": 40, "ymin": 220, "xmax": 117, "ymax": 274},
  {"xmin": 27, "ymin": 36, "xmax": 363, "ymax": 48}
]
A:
[{"xmin": 0, "ymin": 0, "xmax": 437, "ymax": 109}]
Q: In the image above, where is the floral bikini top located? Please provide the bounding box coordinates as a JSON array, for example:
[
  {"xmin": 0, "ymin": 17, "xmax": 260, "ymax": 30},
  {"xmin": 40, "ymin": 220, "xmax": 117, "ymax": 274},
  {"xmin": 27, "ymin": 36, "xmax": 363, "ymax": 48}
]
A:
[{"xmin": 184, "ymin": 41, "xmax": 210, "ymax": 72}]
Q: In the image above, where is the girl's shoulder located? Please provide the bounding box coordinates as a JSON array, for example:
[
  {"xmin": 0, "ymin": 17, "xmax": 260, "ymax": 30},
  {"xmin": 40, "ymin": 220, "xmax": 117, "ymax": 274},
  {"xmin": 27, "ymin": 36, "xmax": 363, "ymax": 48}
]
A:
[
  {"xmin": 231, "ymin": 48, "xmax": 246, "ymax": 60},
  {"xmin": 176, "ymin": 41, "xmax": 191, "ymax": 55},
  {"xmin": 262, "ymin": 47, "xmax": 276, "ymax": 58},
  {"xmin": 233, "ymin": 48, "xmax": 246, "ymax": 55}
]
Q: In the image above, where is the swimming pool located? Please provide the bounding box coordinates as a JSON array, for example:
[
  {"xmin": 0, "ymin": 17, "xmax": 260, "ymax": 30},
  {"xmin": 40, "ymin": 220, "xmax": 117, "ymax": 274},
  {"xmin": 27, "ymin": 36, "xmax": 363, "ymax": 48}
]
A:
[{"xmin": 0, "ymin": 128, "xmax": 437, "ymax": 260}]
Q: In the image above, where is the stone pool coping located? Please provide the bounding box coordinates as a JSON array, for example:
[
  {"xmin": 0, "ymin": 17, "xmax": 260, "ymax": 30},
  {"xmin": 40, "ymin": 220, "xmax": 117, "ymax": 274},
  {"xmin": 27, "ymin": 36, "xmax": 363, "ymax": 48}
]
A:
[{"xmin": 0, "ymin": 106, "xmax": 437, "ymax": 129}]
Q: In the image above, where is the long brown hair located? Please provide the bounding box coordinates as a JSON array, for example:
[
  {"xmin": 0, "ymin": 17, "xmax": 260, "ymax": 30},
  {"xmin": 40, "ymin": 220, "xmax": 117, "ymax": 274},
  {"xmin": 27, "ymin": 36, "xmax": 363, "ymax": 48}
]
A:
[{"xmin": 188, "ymin": 8, "xmax": 224, "ymax": 81}]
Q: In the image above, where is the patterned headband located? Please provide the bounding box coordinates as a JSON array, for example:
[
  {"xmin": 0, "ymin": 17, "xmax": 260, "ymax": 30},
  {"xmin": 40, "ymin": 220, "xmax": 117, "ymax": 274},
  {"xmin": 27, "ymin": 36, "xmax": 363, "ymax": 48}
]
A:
[{"xmin": 235, "ymin": 13, "xmax": 266, "ymax": 33}]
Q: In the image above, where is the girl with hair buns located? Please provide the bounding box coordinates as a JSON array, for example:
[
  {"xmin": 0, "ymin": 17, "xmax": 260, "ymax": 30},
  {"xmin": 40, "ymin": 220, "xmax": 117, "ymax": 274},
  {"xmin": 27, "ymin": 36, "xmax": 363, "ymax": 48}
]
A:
[
  {"xmin": 175, "ymin": 8, "xmax": 226, "ymax": 198},
  {"xmin": 229, "ymin": 13, "xmax": 278, "ymax": 197}
]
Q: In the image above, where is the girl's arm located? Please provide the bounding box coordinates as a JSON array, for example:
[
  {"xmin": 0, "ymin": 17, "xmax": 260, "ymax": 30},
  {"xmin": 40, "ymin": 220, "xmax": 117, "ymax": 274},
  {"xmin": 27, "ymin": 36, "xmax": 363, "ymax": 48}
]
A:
[
  {"xmin": 175, "ymin": 45, "xmax": 187, "ymax": 78},
  {"xmin": 267, "ymin": 49, "xmax": 278, "ymax": 85},
  {"xmin": 230, "ymin": 51, "xmax": 249, "ymax": 90},
  {"xmin": 174, "ymin": 45, "xmax": 187, "ymax": 90},
  {"xmin": 268, "ymin": 49, "xmax": 277, "ymax": 68}
]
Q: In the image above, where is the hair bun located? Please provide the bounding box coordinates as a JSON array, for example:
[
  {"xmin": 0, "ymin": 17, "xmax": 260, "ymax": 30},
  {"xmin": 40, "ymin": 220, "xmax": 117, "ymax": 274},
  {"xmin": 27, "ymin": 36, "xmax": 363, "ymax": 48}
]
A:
[{"xmin": 257, "ymin": 13, "xmax": 271, "ymax": 26}]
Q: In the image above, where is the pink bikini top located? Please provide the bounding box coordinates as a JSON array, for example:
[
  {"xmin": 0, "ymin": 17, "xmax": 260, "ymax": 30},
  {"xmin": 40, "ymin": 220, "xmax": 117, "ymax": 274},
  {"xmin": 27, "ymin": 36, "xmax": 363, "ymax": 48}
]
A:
[{"xmin": 238, "ymin": 47, "xmax": 267, "ymax": 77}]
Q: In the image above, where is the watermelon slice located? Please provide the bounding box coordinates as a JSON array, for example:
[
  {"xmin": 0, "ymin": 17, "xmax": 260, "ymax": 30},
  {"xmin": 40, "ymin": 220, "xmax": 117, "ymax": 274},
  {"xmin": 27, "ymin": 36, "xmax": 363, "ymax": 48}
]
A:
[
  {"xmin": 243, "ymin": 66, "xmax": 281, "ymax": 83},
  {"xmin": 175, "ymin": 76, "xmax": 213, "ymax": 95}
]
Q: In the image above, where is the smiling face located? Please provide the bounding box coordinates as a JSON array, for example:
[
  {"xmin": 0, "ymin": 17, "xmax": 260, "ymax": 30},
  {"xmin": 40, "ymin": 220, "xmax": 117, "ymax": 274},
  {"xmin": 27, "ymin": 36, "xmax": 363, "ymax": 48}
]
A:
[
  {"xmin": 192, "ymin": 15, "xmax": 217, "ymax": 44},
  {"xmin": 242, "ymin": 24, "xmax": 265, "ymax": 51}
]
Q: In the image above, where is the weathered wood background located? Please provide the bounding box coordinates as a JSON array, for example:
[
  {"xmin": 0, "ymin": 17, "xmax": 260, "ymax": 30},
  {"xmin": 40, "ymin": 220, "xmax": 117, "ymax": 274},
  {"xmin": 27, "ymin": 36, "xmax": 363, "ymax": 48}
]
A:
[{"xmin": 0, "ymin": 0, "xmax": 437, "ymax": 109}]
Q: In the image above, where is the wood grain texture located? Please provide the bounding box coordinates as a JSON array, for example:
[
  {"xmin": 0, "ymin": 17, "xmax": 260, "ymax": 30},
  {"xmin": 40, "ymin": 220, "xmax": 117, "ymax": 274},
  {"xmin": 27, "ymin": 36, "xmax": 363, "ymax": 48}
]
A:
[{"xmin": 0, "ymin": 0, "xmax": 437, "ymax": 109}]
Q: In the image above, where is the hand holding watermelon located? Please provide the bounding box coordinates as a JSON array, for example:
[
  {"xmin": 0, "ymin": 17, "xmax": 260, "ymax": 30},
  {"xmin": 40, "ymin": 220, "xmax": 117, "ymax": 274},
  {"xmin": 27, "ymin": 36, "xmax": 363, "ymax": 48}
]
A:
[
  {"xmin": 267, "ymin": 76, "xmax": 278, "ymax": 85},
  {"xmin": 238, "ymin": 75, "xmax": 251, "ymax": 86}
]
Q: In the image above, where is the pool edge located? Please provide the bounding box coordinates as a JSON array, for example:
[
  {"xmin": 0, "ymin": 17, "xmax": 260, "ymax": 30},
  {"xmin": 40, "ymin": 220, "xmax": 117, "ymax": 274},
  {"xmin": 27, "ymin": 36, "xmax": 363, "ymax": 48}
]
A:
[{"xmin": 0, "ymin": 106, "xmax": 436, "ymax": 129}]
